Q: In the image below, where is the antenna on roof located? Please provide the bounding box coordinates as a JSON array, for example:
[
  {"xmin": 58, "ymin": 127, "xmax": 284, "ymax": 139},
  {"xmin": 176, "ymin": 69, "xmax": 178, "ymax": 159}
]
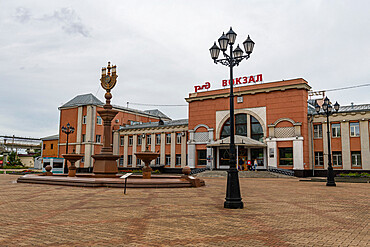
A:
[{"xmin": 127, "ymin": 102, "xmax": 129, "ymax": 108}]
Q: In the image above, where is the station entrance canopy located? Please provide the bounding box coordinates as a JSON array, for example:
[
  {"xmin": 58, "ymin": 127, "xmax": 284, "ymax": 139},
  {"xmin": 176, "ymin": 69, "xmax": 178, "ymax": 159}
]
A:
[{"xmin": 206, "ymin": 135, "xmax": 266, "ymax": 148}]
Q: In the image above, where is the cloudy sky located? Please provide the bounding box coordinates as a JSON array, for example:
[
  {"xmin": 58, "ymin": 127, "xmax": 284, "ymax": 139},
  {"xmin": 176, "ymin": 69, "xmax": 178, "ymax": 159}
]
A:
[{"xmin": 0, "ymin": 0, "xmax": 369, "ymax": 138}]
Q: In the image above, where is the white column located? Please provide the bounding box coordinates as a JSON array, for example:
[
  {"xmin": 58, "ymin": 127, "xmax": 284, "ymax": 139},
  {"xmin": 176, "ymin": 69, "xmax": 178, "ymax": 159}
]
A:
[
  {"xmin": 170, "ymin": 132, "xmax": 176, "ymax": 168},
  {"xmin": 160, "ymin": 133, "xmax": 165, "ymax": 165},
  {"xmin": 113, "ymin": 131, "xmax": 119, "ymax": 155},
  {"xmin": 123, "ymin": 135, "xmax": 128, "ymax": 166},
  {"xmin": 150, "ymin": 134, "xmax": 156, "ymax": 165},
  {"xmin": 322, "ymin": 122, "xmax": 328, "ymax": 169},
  {"xmin": 266, "ymin": 139, "xmax": 277, "ymax": 168},
  {"xmin": 360, "ymin": 120, "xmax": 370, "ymax": 170},
  {"xmin": 181, "ymin": 133, "xmax": 187, "ymax": 167},
  {"xmin": 293, "ymin": 138, "xmax": 304, "ymax": 170},
  {"xmin": 75, "ymin": 106, "xmax": 83, "ymax": 167},
  {"xmin": 132, "ymin": 135, "xmax": 137, "ymax": 167},
  {"xmin": 341, "ymin": 122, "xmax": 351, "ymax": 170},
  {"xmin": 84, "ymin": 105, "xmax": 95, "ymax": 168}
]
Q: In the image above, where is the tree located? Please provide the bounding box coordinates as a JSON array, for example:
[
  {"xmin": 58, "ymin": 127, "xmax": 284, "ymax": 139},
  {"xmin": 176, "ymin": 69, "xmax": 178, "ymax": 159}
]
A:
[{"xmin": 7, "ymin": 151, "xmax": 23, "ymax": 166}]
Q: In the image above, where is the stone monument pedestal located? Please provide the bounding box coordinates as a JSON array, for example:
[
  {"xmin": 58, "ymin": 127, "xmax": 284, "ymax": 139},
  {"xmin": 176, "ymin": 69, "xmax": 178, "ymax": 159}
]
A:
[{"xmin": 92, "ymin": 154, "xmax": 120, "ymax": 177}]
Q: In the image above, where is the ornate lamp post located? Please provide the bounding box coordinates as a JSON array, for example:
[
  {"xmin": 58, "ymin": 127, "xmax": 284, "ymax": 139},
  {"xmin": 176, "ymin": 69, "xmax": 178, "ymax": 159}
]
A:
[
  {"xmin": 209, "ymin": 27, "xmax": 255, "ymax": 209},
  {"xmin": 61, "ymin": 123, "xmax": 75, "ymax": 174},
  {"xmin": 315, "ymin": 96, "xmax": 340, "ymax": 186},
  {"xmin": 92, "ymin": 62, "xmax": 120, "ymax": 177}
]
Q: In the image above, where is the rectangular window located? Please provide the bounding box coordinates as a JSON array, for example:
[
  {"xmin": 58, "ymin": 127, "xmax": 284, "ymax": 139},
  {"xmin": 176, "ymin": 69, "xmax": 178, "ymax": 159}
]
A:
[
  {"xmin": 97, "ymin": 116, "xmax": 102, "ymax": 125},
  {"xmin": 314, "ymin": 124, "xmax": 322, "ymax": 138},
  {"xmin": 156, "ymin": 134, "xmax": 161, "ymax": 145},
  {"xmin": 165, "ymin": 155, "xmax": 171, "ymax": 166},
  {"xmin": 332, "ymin": 151, "xmax": 342, "ymax": 166},
  {"xmin": 120, "ymin": 137, "xmax": 124, "ymax": 146},
  {"xmin": 351, "ymin": 151, "xmax": 361, "ymax": 166},
  {"xmin": 279, "ymin": 147, "xmax": 293, "ymax": 166},
  {"xmin": 137, "ymin": 158, "xmax": 141, "ymax": 166},
  {"xmin": 43, "ymin": 144, "xmax": 45, "ymax": 150},
  {"xmin": 128, "ymin": 155, "xmax": 132, "ymax": 166},
  {"xmin": 197, "ymin": 150, "xmax": 207, "ymax": 166},
  {"xmin": 155, "ymin": 156, "xmax": 160, "ymax": 165},
  {"xmin": 82, "ymin": 134, "xmax": 86, "ymax": 142},
  {"xmin": 82, "ymin": 115, "xmax": 87, "ymax": 124},
  {"xmin": 350, "ymin": 122, "xmax": 360, "ymax": 137},
  {"xmin": 147, "ymin": 135, "xmax": 151, "ymax": 145},
  {"xmin": 176, "ymin": 133, "xmax": 182, "ymax": 144},
  {"xmin": 166, "ymin": 133, "xmax": 171, "ymax": 144},
  {"xmin": 176, "ymin": 154, "xmax": 181, "ymax": 166},
  {"xmin": 128, "ymin": 136, "xmax": 133, "ymax": 146},
  {"xmin": 331, "ymin": 123, "xmax": 341, "ymax": 138},
  {"xmin": 96, "ymin": 135, "xmax": 101, "ymax": 143},
  {"xmin": 50, "ymin": 144, "xmax": 54, "ymax": 149},
  {"xmin": 119, "ymin": 157, "xmax": 123, "ymax": 166},
  {"xmin": 137, "ymin": 135, "xmax": 142, "ymax": 145},
  {"xmin": 315, "ymin": 152, "xmax": 323, "ymax": 166},
  {"xmin": 81, "ymin": 156, "xmax": 84, "ymax": 163}
]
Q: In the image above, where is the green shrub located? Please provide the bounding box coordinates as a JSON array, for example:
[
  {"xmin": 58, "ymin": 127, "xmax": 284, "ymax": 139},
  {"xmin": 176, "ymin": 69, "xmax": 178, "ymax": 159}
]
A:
[{"xmin": 338, "ymin": 172, "xmax": 370, "ymax": 178}]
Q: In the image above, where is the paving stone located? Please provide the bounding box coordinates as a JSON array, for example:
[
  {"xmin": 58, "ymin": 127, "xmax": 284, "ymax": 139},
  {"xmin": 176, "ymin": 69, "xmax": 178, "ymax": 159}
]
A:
[{"xmin": 0, "ymin": 174, "xmax": 368, "ymax": 246}]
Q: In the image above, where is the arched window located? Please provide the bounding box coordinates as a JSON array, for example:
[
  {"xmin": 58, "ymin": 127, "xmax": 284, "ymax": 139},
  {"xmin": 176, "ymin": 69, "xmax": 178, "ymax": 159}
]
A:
[
  {"xmin": 221, "ymin": 114, "xmax": 248, "ymax": 139},
  {"xmin": 251, "ymin": 116, "xmax": 263, "ymax": 142},
  {"xmin": 220, "ymin": 114, "xmax": 264, "ymax": 142}
]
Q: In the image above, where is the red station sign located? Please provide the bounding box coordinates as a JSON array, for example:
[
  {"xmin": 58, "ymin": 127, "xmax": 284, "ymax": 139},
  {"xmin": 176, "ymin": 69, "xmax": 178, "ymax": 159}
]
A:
[{"xmin": 194, "ymin": 74, "xmax": 263, "ymax": 93}]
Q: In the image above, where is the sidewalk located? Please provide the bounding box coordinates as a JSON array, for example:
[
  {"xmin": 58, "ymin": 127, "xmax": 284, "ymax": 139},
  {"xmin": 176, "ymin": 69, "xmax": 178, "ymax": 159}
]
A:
[{"xmin": 0, "ymin": 174, "xmax": 368, "ymax": 246}]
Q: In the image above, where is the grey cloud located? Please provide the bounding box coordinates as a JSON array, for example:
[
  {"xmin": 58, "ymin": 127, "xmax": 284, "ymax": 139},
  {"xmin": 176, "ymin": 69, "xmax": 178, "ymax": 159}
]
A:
[
  {"xmin": 42, "ymin": 8, "xmax": 90, "ymax": 37},
  {"xmin": 13, "ymin": 7, "xmax": 90, "ymax": 37},
  {"xmin": 14, "ymin": 7, "xmax": 31, "ymax": 23}
]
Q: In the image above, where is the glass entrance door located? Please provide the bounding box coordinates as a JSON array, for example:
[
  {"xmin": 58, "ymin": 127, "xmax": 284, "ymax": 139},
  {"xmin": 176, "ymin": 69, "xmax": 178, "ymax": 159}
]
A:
[{"xmin": 251, "ymin": 148, "xmax": 264, "ymax": 168}]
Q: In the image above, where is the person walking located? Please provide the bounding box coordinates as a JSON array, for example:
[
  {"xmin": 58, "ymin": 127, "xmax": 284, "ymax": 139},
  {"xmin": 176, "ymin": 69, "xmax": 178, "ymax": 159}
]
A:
[{"xmin": 254, "ymin": 159, "xmax": 258, "ymax": 171}]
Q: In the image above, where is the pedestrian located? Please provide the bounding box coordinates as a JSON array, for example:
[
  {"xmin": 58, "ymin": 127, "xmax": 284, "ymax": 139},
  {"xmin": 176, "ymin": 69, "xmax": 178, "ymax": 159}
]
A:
[
  {"xmin": 254, "ymin": 159, "xmax": 258, "ymax": 171},
  {"xmin": 238, "ymin": 158, "xmax": 244, "ymax": 171}
]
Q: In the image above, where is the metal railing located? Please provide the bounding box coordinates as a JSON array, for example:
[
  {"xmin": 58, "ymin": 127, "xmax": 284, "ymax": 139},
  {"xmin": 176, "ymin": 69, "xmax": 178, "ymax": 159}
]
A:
[
  {"xmin": 267, "ymin": 166, "xmax": 295, "ymax": 176},
  {"xmin": 190, "ymin": 168, "xmax": 207, "ymax": 175}
]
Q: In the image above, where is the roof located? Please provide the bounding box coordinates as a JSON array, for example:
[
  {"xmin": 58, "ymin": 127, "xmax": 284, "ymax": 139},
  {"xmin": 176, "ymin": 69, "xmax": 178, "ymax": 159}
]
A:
[
  {"xmin": 60, "ymin": 93, "xmax": 104, "ymax": 108},
  {"xmin": 41, "ymin": 134, "xmax": 59, "ymax": 141},
  {"xmin": 143, "ymin": 109, "xmax": 170, "ymax": 119},
  {"xmin": 59, "ymin": 93, "xmax": 172, "ymax": 120},
  {"xmin": 311, "ymin": 103, "xmax": 370, "ymax": 115},
  {"xmin": 119, "ymin": 119, "xmax": 188, "ymax": 130},
  {"xmin": 207, "ymin": 135, "xmax": 266, "ymax": 147}
]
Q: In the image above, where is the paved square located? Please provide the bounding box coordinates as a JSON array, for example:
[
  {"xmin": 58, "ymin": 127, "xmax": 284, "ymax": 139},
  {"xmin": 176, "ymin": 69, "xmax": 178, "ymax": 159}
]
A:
[{"xmin": 0, "ymin": 175, "xmax": 368, "ymax": 246}]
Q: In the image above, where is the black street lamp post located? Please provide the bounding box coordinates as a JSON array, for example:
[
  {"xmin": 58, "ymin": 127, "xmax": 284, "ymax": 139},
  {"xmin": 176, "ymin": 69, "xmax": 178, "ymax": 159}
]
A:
[
  {"xmin": 209, "ymin": 27, "xmax": 255, "ymax": 209},
  {"xmin": 315, "ymin": 97, "xmax": 340, "ymax": 186},
  {"xmin": 61, "ymin": 123, "xmax": 75, "ymax": 174}
]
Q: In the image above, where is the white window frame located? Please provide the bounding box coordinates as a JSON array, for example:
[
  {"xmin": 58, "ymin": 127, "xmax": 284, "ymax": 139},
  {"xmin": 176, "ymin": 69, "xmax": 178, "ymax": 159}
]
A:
[
  {"xmin": 165, "ymin": 155, "xmax": 171, "ymax": 166},
  {"xmin": 155, "ymin": 156, "xmax": 160, "ymax": 165},
  {"xmin": 97, "ymin": 116, "xmax": 102, "ymax": 125},
  {"xmin": 351, "ymin": 152, "xmax": 361, "ymax": 166},
  {"xmin": 314, "ymin": 152, "xmax": 323, "ymax": 166},
  {"xmin": 331, "ymin": 123, "xmax": 341, "ymax": 138},
  {"xmin": 128, "ymin": 136, "xmax": 133, "ymax": 146},
  {"xmin": 120, "ymin": 137, "xmax": 124, "ymax": 146},
  {"xmin": 166, "ymin": 134, "xmax": 171, "ymax": 144},
  {"xmin": 156, "ymin": 134, "xmax": 161, "ymax": 145},
  {"xmin": 332, "ymin": 152, "xmax": 342, "ymax": 166},
  {"xmin": 176, "ymin": 154, "xmax": 181, "ymax": 166},
  {"xmin": 137, "ymin": 135, "xmax": 142, "ymax": 145},
  {"xmin": 82, "ymin": 134, "xmax": 86, "ymax": 142},
  {"xmin": 96, "ymin": 135, "xmax": 101, "ymax": 143},
  {"xmin": 147, "ymin": 135, "xmax": 151, "ymax": 145},
  {"xmin": 176, "ymin": 133, "xmax": 181, "ymax": 144},
  {"xmin": 82, "ymin": 115, "xmax": 87, "ymax": 124},
  {"xmin": 128, "ymin": 155, "xmax": 132, "ymax": 166},
  {"xmin": 314, "ymin": 124, "xmax": 322, "ymax": 138},
  {"xmin": 137, "ymin": 158, "xmax": 141, "ymax": 166},
  {"xmin": 350, "ymin": 122, "xmax": 360, "ymax": 137}
]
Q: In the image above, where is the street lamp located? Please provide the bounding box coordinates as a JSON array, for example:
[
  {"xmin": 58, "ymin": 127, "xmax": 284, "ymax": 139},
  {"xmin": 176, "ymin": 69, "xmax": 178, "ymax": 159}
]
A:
[
  {"xmin": 315, "ymin": 97, "xmax": 340, "ymax": 186},
  {"xmin": 61, "ymin": 123, "xmax": 75, "ymax": 174},
  {"xmin": 210, "ymin": 27, "xmax": 255, "ymax": 209}
]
